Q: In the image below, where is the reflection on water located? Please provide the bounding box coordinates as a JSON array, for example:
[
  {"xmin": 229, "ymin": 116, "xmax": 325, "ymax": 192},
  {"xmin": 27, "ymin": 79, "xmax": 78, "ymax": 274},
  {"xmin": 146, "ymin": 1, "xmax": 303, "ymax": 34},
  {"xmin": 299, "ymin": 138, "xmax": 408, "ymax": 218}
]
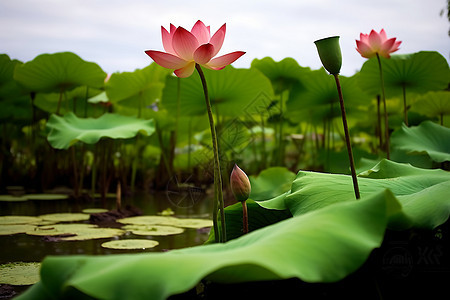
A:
[{"xmin": 0, "ymin": 191, "xmax": 213, "ymax": 265}]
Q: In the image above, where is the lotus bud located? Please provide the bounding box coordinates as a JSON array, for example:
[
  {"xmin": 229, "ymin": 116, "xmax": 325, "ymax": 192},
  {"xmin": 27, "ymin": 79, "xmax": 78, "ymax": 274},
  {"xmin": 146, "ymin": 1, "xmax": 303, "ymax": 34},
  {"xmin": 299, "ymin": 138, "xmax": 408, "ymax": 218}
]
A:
[
  {"xmin": 230, "ymin": 164, "xmax": 251, "ymax": 202},
  {"xmin": 314, "ymin": 36, "xmax": 342, "ymax": 75}
]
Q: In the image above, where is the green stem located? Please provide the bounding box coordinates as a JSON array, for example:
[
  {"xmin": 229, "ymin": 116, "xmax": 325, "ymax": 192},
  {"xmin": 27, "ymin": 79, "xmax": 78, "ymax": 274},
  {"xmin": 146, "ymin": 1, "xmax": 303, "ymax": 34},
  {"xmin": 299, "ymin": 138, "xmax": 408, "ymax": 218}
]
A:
[
  {"xmin": 402, "ymin": 83, "xmax": 408, "ymax": 126},
  {"xmin": 333, "ymin": 74, "xmax": 360, "ymax": 200},
  {"xmin": 376, "ymin": 95, "xmax": 383, "ymax": 152},
  {"xmin": 56, "ymin": 88, "xmax": 64, "ymax": 115},
  {"xmin": 242, "ymin": 200, "xmax": 248, "ymax": 234},
  {"xmin": 195, "ymin": 63, "xmax": 226, "ymax": 243},
  {"xmin": 376, "ymin": 53, "xmax": 390, "ymax": 159}
]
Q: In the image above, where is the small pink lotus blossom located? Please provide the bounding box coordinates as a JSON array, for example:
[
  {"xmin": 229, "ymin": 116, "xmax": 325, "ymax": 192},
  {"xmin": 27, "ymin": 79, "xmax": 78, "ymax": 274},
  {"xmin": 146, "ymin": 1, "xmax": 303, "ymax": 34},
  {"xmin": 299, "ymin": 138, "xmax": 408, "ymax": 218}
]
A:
[
  {"xmin": 356, "ymin": 29, "xmax": 401, "ymax": 59},
  {"xmin": 230, "ymin": 164, "xmax": 251, "ymax": 202},
  {"xmin": 145, "ymin": 20, "xmax": 245, "ymax": 78}
]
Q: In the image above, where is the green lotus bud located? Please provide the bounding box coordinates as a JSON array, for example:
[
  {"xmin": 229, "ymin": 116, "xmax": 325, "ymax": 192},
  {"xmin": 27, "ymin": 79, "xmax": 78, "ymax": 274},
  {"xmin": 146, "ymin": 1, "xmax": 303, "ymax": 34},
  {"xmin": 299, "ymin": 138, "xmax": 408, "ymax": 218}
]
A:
[
  {"xmin": 230, "ymin": 164, "xmax": 251, "ymax": 202},
  {"xmin": 314, "ymin": 36, "xmax": 342, "ymax": 75}
]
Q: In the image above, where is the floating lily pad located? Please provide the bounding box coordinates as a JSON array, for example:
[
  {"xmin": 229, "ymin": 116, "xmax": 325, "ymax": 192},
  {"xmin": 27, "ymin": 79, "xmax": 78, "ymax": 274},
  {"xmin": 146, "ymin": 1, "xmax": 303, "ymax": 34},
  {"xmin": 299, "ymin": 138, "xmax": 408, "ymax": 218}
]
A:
[
  {"xmin": 38, "ymin": 213, "xmax": 90, "ymax": 222},
  {"xmin": 117, "ymin": 216, "xmax": 178, "ymax": 226},
  {"xmin": 82, "ymin": 208, "xmax": 109, "ymax": 214},
  {"xmin": 0, "ymin": 224, "xmax": 36, "ymax": 236},
  {"xmin": 101, "ymin": 239, "xmax": 159, "ymax": 250},
  {"xmin": 26, "ymin": 224, "xmax": 96, "ymax": 236},
  {"xmin": 0, "ymin": 216, "xmax": 42, "ymax": 225},
  {"xmin": 0, "ymin": 262, "xmax": 41, "ymax": 285},
  {"xmin": 124, "ymin": 225, "xmax": 184, "ymax": 236},
  {"xmin": 0, "ymin": 195, "xmax": 28, "ymax": 202},
  {"xmin": 173, "ymin": 219, "xmax": 213, "ymax": 229},
  {"xmin": 25, "ymin": 194, "xmax": 69, "ymax": 201},
  {"xmin": 60, "ymin": 228, "xmax": 125, "ymax": 241}
]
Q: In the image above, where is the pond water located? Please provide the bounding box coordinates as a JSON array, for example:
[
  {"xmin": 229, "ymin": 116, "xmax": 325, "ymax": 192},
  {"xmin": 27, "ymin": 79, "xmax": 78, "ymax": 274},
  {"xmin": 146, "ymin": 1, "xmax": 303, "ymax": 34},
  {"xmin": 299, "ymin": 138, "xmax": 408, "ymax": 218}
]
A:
[{"xmin": 0, "ymin": 190, "xmax": 213, "ymax": 265}]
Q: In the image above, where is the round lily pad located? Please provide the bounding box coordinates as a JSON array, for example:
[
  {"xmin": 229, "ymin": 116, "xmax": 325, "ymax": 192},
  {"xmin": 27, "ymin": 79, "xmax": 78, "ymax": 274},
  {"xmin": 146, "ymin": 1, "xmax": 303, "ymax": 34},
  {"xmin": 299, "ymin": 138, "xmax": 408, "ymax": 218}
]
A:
[
  {"xmin": 117, "ymin": 215, "xmax": 178, "ymax": 226},
  {"xmin": 0, "ymin": 224, "xmax": 36, "ymax": 236},
  {"xmin": 0, "ymin": 195, "xmax": 28, "ymax": 202},
  {"xmin": 0, "ymin": 262, "xmax": 41, "ymax": 285},
  {"xmin": 82, "ymin": 208, "xmax": 109, "ymax": 214},
  {"xmin": 124, "ymin": 225, "xmax": 185, "ymax": 236},
  {"xmin": 0, "ymin": 216, "xmax": 42, "ymax": 225},
  {"xmin": 59, "ymin": 228, "xmax": 125, "ymax": 241},
  {"xmin": 38, "ymin": 213, "xmax": 90, "ymax": 222},
  {"xmin": 101, "ymin": 239, "xmax": 159, "ymax": 250},
  {"xmin": 26, "ymin": 224, "xmax": 96, "ymax": 236},
  {"xmin": 25, "ymin": 194, "xmax": 69, "ymax": 201},
  {"xmin": 173, "ymin": 218, "xmax": 213, "ymax": 229}
]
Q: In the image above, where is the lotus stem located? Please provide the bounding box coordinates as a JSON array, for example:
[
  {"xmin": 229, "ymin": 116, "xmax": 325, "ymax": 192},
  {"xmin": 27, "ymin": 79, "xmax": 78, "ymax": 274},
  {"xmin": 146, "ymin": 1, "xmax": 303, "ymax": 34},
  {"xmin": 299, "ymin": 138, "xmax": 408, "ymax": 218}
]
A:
[
  {"xmin": 376, "ymin": 53, "xmax": 390, "ymax": 159},
  {"xmin": 195, "ymin": 63, "xmax": 226, "ymax": 243},
  {"xmin": 333, "ymin": 74, "xmax": 360, "ymax": 200},
  {"xmin": 402, "ymin": 83, "xmax": 408, "ymax": 126},
  {"xmin": 242, "ymin": 200, "xmax": 248, "ymax": 234}
]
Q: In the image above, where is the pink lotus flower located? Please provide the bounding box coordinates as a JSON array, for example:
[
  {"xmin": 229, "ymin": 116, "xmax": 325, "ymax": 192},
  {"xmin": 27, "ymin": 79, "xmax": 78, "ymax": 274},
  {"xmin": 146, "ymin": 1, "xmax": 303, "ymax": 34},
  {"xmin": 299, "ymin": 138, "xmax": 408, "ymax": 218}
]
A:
[
  {"xmin": 356, "ymin": 29, "xmax": 401, "ymax": 59},
  {"xmin": 230, "ymin": 164, "xmax": 251, "ymax": 202},
  {"xmin": 145, "ymin": 20, "xmax": 245, "ymax": 78}
]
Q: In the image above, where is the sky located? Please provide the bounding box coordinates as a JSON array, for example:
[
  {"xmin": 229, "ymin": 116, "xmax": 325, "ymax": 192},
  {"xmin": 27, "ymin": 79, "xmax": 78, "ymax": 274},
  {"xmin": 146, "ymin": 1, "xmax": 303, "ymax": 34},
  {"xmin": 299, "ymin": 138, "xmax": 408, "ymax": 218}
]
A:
[{"xmin": 0, "ymin": 0, "xmax": 449, "ymax": 76}]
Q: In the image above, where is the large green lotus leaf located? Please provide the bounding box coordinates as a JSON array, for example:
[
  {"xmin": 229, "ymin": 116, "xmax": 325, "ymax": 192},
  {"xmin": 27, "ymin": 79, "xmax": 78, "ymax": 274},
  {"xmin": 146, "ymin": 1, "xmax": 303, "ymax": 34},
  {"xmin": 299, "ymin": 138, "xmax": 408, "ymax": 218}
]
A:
[
  {"xmin": 390, "ymin": 121, "xmax": 450, "ymax": 163},
  {"xmin": 251, "ymin": 57, "xmax": 309, "ymax": 94},
  {"xmin": 249, "ymin": 167, "xmax": 296, "ymax": 201},
  {"xmin": 358, "ymin": 51, "xmax": 450, "ymax": 98},
  {"xmin": 0, "ymin": 54, "xmax": 22, "ymax": 91},
  {"xmin": 13, "ymin": 52, "xmax": 107, "ymax": 93},
  {"xmin": 410, "ymin": 91, "xmax": 450, "ymax": 119},
  {"xmin": 46, "ymin": 112, "xmax": 155, "ymax": 149},
  {"xmin": 161, "ymin": 66, "xmax": 274, "ymax": 117},
  {"xmin": 17, "ymin": 190, "xmax": 396, "ymax": 300},
  {"xmin": 286, "ymin": 69, "xmax": 369, "ymax": 123},
  {"xmin": 0, "ymin": 54, "xmax": 32, "ymax": 122},
  {"xmin": 105, "ymin": 63, "xmax": 170, "ymax": 116},
  {"xmin": 273, "ymin": 159, "xmax": 450, "ymax": 229}
]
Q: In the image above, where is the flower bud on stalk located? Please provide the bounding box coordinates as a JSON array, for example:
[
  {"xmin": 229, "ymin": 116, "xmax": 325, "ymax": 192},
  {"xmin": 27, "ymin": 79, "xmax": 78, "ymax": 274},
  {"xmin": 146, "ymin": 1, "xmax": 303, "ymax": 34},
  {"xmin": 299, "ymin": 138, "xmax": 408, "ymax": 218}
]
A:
[{"xmin": 230, "ymin": 164, "xmax": 251, "ymax": 234}]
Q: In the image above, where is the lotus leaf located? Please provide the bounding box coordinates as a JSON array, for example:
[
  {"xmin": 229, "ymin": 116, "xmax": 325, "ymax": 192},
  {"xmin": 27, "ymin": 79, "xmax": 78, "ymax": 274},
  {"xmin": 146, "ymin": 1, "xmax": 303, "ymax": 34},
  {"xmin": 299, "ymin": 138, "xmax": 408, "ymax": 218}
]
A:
[
  {"xmin": 172, "ymin": 218, "xmax": 213, "ymax": 229},
  {"xmin": 251, "ymin": 57, "xmax": 309, "ymax": 94},
  {"xmin": 101, "ymin": 239, "xmax": 159, "ymax": 250},
  {"xmin": 25, "ymin": 194, "xmax": 69, "ymax": 201},
  {"xmin": 117, "ymin": 215, "xmax": 178, "ymax": 226},
  {"xmin": 46, "ymin": 112, "xmax": 155, "ymax": 149},
  {"xmin": 161, "ymin": 66, "xmax": 274, "ymax": 117},
  {"xmin": 391, "ymin": 121, "xmax": 450, "ymax": 163},
  {"xmin": 38, "ymin": 213, "xmax": 90, "ymax": 223},
  {"xmin": 358, "ymin": 51, "xmax": 450, "ymax": 98},
  {"xmin": 82, "ymin": 208, "xmax": 109, "ymax": 214},
  {"xmin": 259, "ymin": 159, "xmax": 450, "ymax": 230},
  {"xmin": 16, "ymin": 190, "xmax": 396, "ymax": 299},
  {"xmin": 286, "ymin": 69, "xmax": 369, "ymax": 123},
  {"xmin": 59, "ymin": 228, "xmax": 125, "ymax": 241},
  {"xmin": 105, "ymin": 63, "xmax": 170, "ymax": 117},
  {"xmin": 0, "ymin": 195, "xmax": 28, "ymax": 202},
  {"xmin": 410, "ymin": 91, "xmax": 450, "ymax": 121},
  {"xmin": 0, "ymin": 216, "xmax": 42, "ymax": 225},
  {"xmin": 0, "ymin": 224, "xmax": 36, "ymax": 236},
  {"xmin": 13, "ymin": 52, "xmax": 106, "ymax": 93},
  {"xmin": 27, "ymin": 224, "xmax": 96, "ymax": 236},
  {"xmin": 249, "ymin": 167, "xmax": 296, "ymax": 201},
  {"xmin": 0, "ymin": 262, "xmax": 41, "ymax": 285},
  {"xmin": 125, "ymin": 225, "xmax": 185, "ymax": 236}
]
